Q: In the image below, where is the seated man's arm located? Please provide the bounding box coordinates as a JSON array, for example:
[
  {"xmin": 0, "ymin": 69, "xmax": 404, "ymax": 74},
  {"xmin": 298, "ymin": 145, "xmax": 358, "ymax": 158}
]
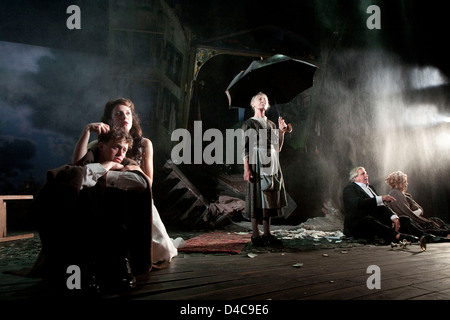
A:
[
  {"xmin": 81, "ymin": 161, "xmax": 147, "ymax": 192},
  {"xmin": 81, "ymin": 163, "xmax": 108, "ymax": 189},
  {"xmin": 105, "ymin": 170, "xmax": 148, "ymax": 192}
]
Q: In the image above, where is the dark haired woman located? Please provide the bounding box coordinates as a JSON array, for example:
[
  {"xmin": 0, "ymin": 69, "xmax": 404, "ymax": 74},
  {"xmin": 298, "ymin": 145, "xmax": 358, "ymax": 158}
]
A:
[{"xmin": 73, "ymin": 98, "xmax": 178, "ymax": 266}]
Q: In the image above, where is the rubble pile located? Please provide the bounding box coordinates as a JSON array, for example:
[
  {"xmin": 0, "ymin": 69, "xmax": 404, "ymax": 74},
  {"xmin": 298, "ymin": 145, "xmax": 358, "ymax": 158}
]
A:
[{"xmin": 299, "ymin": 200, "xmax": 344, "ymax": 232}]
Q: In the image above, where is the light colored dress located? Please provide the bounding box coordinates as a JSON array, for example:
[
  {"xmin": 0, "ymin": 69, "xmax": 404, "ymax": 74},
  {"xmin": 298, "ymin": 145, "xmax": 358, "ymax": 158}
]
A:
[{"xmin": 152, "ymin": 201, "xmax": 178, "ymax": 265}]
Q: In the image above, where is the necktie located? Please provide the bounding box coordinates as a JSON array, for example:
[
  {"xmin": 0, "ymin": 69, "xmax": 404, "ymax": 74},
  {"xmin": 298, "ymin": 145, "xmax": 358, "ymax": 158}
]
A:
[{"xmin": 367, "ymin": 185, "xmax": 377, "ymax": 197}]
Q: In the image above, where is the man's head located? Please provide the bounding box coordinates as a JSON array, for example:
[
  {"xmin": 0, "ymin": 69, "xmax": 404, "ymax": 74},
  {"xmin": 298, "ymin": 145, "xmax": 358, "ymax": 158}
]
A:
[
  {"xmin": 250, "ymin": 92, "xmax": 270, "ymax": 111},
  {"xmin": 97, "ymin": 128, "xmax": 133, "ymax": 163},
  {"xmin": 349, "ymin": 166, "xmax": 369, "ymax": 185}
]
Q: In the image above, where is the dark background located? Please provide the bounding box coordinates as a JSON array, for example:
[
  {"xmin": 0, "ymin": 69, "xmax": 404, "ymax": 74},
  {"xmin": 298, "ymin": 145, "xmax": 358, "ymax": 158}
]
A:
[{"xmin": 1, "ymin": 0, "xmax": 449, "ymax": 224}]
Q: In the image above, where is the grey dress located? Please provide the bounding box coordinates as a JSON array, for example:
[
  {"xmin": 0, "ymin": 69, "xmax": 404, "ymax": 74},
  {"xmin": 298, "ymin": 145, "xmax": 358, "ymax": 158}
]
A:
[
  {"xmin": 242, "ymin": 117, "xmax": 287, "ymax": 220},
  {"xmin": 387, "ymin": 188, "xmax": 450, "ymax": 237}
]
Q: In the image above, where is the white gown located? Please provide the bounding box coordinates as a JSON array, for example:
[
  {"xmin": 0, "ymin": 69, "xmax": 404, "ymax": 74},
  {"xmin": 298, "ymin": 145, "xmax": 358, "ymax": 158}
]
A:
[{"xmin": 151, "ymin": 201, "xmax": 178, "ymax": 265}]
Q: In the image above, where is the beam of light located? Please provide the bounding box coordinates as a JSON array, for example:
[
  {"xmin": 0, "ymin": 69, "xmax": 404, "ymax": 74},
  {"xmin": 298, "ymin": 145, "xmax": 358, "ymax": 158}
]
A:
[
  {"xmin": 410, "ymin": 66, "xmax": 448, "ymax": 90},
  {"xmin": 400, "ymin": 106, "xmax": 450, "ymax": 129},
  {"xmin": 435, "ymin": 132, "xmax": 450, "ymax": 151}
]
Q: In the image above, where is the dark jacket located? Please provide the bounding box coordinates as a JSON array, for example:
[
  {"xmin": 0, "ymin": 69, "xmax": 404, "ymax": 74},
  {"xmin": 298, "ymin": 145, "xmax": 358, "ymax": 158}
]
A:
[{"xmin": 342, "ymin": 181, "xmax": 394, "ymax": 236}]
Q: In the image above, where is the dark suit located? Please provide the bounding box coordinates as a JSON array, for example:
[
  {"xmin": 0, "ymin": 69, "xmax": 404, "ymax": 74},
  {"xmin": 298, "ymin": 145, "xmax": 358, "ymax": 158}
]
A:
[{"xmin": 343, "ymin": 181, "xmax": 399, "ymax": 242}]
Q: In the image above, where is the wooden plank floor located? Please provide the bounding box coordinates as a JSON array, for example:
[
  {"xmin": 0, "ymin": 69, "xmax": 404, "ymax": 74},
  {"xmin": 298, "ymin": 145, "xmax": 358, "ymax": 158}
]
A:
[
  {"xmin": 117, "ymin": 241, "xmax": 450, "ymax": 301},
  {"xmin": 2, "ymin": 238, "xmax": 450, "ymax": 302}
]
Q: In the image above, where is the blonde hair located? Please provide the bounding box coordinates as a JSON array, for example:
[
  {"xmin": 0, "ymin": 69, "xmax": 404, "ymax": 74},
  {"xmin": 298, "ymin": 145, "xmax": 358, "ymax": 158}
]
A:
[
  {"xmin": 250, "ymin": 92, "xmax": 270, "ymax": 110},
  {"xmin": 385, "ymin": 171, "xmax": 408, "ymax": 191}
]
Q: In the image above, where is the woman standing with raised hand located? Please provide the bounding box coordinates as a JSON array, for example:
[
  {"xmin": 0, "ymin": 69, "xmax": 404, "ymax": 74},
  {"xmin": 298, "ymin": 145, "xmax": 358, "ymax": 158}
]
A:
[{"xmin": 242, "ymin": 92, "xmax": 288, "ymax": 247}]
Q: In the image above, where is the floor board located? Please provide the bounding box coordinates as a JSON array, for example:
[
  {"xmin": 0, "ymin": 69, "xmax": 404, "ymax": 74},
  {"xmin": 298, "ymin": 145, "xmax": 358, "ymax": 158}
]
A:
[{"xmin": 2, "ymin": 241, "xmax": 450, "ymax": 302}]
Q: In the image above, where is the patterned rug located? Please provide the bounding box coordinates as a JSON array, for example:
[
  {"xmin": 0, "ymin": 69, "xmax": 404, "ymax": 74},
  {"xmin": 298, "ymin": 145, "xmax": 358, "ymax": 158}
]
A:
[{"xmin": 178, "ymin": 232, "xmax": 251, "ymax": 254}]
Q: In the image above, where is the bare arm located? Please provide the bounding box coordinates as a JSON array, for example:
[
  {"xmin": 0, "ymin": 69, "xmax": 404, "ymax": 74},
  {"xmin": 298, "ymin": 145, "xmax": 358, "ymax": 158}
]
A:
[
  {"xmin": 139, "ymin": 137, "xmax": 154, "ymax": 187},
  {"xmin": 278, "ymin": 129, "xmax": 285, "ymax": 152},
  {"xmin": 278, "ymin": 117, "xmax": 286, "ymax": 152},
  {"xmin": 243, "ymin": 156, "xmax": 253, "ymax": 183},
  {"xmin": 72, "ymin": 122, "xmax": 110, "ymax": 164}
]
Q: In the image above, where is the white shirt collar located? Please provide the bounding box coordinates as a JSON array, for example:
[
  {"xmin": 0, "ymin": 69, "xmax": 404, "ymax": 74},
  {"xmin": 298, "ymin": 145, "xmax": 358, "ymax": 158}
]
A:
[
  {"xmin": 354, "ymin": 181, "xmax": 374, "ymax": 197},
  {"xmin": 354, "ymin": 181, "xmax": 367, "ymax": 188}
]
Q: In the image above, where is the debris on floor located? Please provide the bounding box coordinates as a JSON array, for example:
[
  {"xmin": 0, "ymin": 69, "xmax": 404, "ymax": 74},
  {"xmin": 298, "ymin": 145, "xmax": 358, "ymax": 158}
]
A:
[
  {"xmin": 272, "ymin": 228, "xmax": 344, "ymax": 241},
  {"xmin": 298, "ymin": 200, "xmax": 344, "ymax": 232}
]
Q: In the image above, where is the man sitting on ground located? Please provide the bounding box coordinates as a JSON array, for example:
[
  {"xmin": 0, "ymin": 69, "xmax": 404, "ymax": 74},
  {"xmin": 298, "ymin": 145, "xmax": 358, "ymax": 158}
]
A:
[{"xmin": 343, "ymin": 166, "xmax": 422, "ymax": 244}]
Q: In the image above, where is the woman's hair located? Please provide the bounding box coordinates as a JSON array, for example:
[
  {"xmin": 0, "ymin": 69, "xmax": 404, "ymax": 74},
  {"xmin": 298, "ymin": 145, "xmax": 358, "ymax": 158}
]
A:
[
  {"xmin": 101, "ymin": 98, "xmax": 143, "ymax": 161},
  {"xmin": 101, "ymin": 98, "xmax": 142, "ymax": 137},
  {"xmin": 385, "ymin": 171, "xmax": 408, "ymax": 191}
]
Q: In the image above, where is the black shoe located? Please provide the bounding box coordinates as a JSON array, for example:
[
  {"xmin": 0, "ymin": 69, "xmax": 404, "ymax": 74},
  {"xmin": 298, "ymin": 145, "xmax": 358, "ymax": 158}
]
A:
[
  {"xmin": 251, "ymin": 236, "xmax": 266, "ymax": 247},
  {"xmin": 262, "ymin": 234, "xmax": 283, "ymax": 246},
  {"xmin": 117, "ymin": 258, "xmax": 136, "ymax": 289}
]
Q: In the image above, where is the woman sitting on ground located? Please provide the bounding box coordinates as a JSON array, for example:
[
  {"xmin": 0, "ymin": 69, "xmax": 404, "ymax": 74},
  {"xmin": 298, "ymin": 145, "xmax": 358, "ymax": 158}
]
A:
[{"xmin": 385, "ymin": 171, "xmax": 450, "ymax": 238}]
